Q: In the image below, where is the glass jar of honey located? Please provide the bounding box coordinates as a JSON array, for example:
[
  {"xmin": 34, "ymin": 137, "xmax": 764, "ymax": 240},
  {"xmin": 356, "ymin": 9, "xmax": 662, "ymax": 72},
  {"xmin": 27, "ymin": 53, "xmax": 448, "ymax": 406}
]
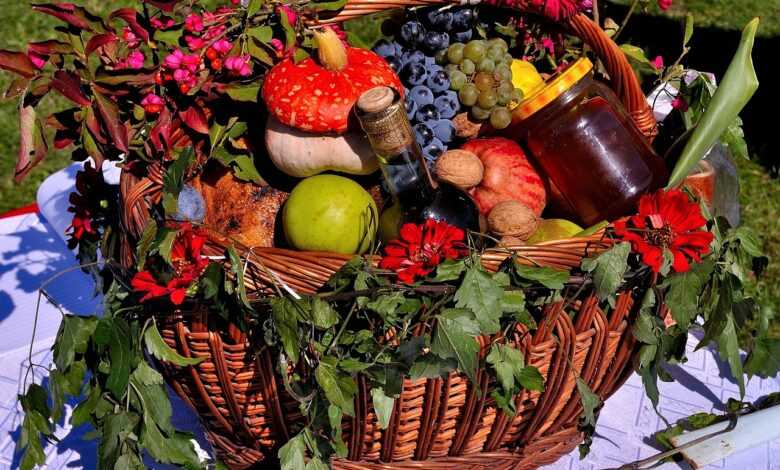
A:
[{"xmin": 513, "ymin": 58, "xmax": 668, "ymax": 226}]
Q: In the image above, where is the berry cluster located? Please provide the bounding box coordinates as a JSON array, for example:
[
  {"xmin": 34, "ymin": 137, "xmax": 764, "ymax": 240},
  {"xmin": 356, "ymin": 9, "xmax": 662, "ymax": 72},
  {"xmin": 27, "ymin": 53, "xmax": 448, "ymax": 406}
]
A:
[
  {"xmin": 373, "ymin": 7, "xmax": 477, "ymax": 163},
  {"xmin": 443, "ymin": 38, "xmax": 522, "ymax": 130}
]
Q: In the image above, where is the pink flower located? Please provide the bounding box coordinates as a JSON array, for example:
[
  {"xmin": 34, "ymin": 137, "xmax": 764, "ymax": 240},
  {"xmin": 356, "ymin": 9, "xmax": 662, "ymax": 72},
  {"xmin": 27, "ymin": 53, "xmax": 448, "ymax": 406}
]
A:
[
  {"xmin": 173, "ymin": 68, "xmax": 197, "ymax": 88},
  {"xmin": 184, "ymin": 14, "xmax": 204, "ymax": 33},
  {"xmin": 122, "ymin": 27, "xmax": 140, "ymax": 48},
  {"xmin": 141, "ymin": 93, "xmax": 165, "ymax": 114},
  {"xmin": 277, "ymin": 5, "xmax": 297, "ymax": 25},
  {"xmin": 28, "ymin": 50, "xmax": 47, "ymax": 69},
  {"xmin": 671, "ymin": 96, "xmax": 689, "ymax": 112},
  {"xmin": 150, "ymin": 15, "xmax": 175, "ymax": 30},
  {"xmin": 651, "ymin": 55, "xmax": 664, "ymax": 70},
  {"xmin": 224, "ymin": 55, "xmax": 252, "ymax": 77},
  {"xmin": 185, "ymin": 35, "xmax": 207, "ymax": 50},
  {"xmin": 658, "ymin": 0, "xmax": 673, "ymax": 10},
  {"xmin": 270, "ymin": 38, "xmax": 284, "ymax": 53},
  {"xmin": 118, "ymin": 50, "xmax": 145, "ymax": 69},
  {"xmin": 204, "ymin": 24, "xmax": 226, "ymax": 40},
  {"xmin": 579, "ymin": 0, "xmax": 593, "ymax": 9},
  {"xmin": 165, "ymin": 49, "xmax": 201, "ymax": 72},
  {"xmin": 212, "ymin": 39, "xmax": 232, "ymax": 55},
  {"xmin": 541, "ymin": 37, "xmax": 555, "ymax": 54}
]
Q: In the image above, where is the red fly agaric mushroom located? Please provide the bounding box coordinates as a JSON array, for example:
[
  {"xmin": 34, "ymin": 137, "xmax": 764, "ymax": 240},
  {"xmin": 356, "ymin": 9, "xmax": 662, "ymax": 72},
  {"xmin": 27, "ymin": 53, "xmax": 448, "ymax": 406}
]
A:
[{"xmin": 262, "ymin": 28, "xmax": 404, "ymax": 134}]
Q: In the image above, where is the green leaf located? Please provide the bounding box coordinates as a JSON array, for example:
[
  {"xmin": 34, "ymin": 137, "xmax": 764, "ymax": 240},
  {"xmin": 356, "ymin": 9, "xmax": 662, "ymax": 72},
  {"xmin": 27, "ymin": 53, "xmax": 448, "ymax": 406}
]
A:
[
  {"xmin": 715, "ymin": 315, "xmax": 745, "ymax": 396},
  {"xmin": 745, "ymin": 337, "xmax": 780, "ymax": 378},
  {"xmin": 200, "ymin": 263, "xmax": 223, "ymax": 300},
  {"xmin": 154, "ymin": 27, "xmax": 183, "ymax": 47},
  {"xmin": 53, "ymin": 315, "xmax": 97, "ymax": 371},
  {"xmin": 247, "ymin": 25, "xmax": 273, "ymax": 43},
  {"xmin": 517, "ymin": 366, "xmax": 544, "ymax": 391},
  {"xmin": 73, "ymin": 384, "xmax": 102, "ymax": 426},
  {"xmin": 145, "ymin": 322, "xmax": 205, "ymax": 366},
  {"xmin": 432, "ymin": 259, "xmax": 465, "ymax": 282},
  {"xmin": 513, "ymin": 264, "xmax": 568, "ymax": 290},
  {"xmin": 328, "ymin": 404, "xmax": 348, "ymax": 457},
  {"xmin": 581, "ymin": 243, "xmax": 630, "ymax": 301},
  {"xmin": 135, "ymin": 220, "xmax": 158, "ymax": 270},
  {"xmin": 140, "ymin": 425, "xmax": 200, "ymax": 468},
  {"xmin": 371, "ymin": 387, "xmax": 395, "ymax": 430},
  {"xmin": 633, "ymin": 310, "xmax": 660, "ymax": 345},
  {"xmin": 247, "ymin": 0, "xmax": 263, "ymax": 16},
  {"xmin": 431, "ymin": 316, "xmax": 479, "ymax": 383},
  {"xmin": 684, "ymin": 13, "xmax": 695, "ymax": 46},
  {"xmin": 667, "ymin": 18, "xmax": 759, "ymax": 188},
  {"xmin": 227, "ymin": 246, "xmax": 251, "ymax": 308},
  {"xmin": 576, "ymin": 377, "xmax": 601, "ymax": 428},
  {"xmin": 247, "ymin": 38, "xmax": 274, "ymax": 65},
  {"xmin": 279, "ymin": 8, "xmax": 296, "ymax": 49},
  {"xmin": 315, "ymin": 357, "xmax": 357, "ymax": 416},
  {"xmin": 366, "ymin": 292, "xmax": 406, "ymax": 323},
  {"xmin": 224, "ymin": 84, "xmax": 261, "ymax": 102},
  {"xmin": 130, "ymin": 363, "xmax": 173, "ymax": 434},
  {"xmin": 666, "ymin": 259, "xmax": 715, "ymax": 326},
  {"xmin": 163, "ymin": 148, "xmax": 194, "ymax": 196},
  {"xmin": 96, "ymin": 318, "xmax": 132, "ymax": 397},
  {"xmin": 311, "ymin": 297, "xmax": 339, "ymax": 329},
  {"xmin": 343, "ymin": 11, "xmax": 394, "ymax": 49},
  {"xmin": 280, "ymin": 434, "xmax": 306, "ymax": 470},
  {"xmin": 306, "ymin": 458, "xmax": 329, "ymax": 470},
  {"xmin": 501, "ymin": 290, "xmax": 526, "ymax": 313},
  {"xmin": 620, "ymin": 44, "xmax": 662, "ymax": 77},
  {"xmin": 271, "ymin": 297, "xmax": 301, "ymax": 363},
  {"xmin": 157, "ymin": 227, "xmax": 177, "ymax": 265},
  {"xmin": 409, "ymin": 355, "xmax": 456, "ymax": 380},
  {"xmin": 308, "ymin": 0, "xmax": 347, "ymax": 12},
  {"xmin": 455, "ymin": 265, "xmax": 503, "ymax": 335},
  {"xmin": 486, "ymin": 344, "xmax": 525, "ymax": 393}
]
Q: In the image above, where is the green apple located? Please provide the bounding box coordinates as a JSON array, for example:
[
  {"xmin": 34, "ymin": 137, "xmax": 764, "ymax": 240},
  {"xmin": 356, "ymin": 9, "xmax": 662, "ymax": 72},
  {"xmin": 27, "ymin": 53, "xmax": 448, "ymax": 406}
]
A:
[
  {"xmin": 379, "ymin": 203, "xmax": 402, "ymax": 243},
  {"xmin": 526, "ymin": 219, "xmax": 583, "ymax": 244},
  {"xmin": 283, "ymin": 174, "xmax": 378, "ymax": 254}
]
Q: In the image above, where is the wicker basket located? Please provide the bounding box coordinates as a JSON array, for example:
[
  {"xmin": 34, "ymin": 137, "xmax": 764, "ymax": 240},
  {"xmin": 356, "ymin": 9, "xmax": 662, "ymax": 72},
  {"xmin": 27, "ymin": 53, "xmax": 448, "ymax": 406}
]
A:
[{"xmin": 118, "ymin": 1, "xmax": 660, "ymax": 468}]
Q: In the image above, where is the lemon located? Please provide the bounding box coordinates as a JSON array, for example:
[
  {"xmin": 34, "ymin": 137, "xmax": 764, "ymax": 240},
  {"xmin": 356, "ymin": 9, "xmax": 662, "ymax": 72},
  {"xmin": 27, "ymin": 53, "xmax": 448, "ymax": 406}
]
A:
[
  {"xmin": 510, "ymin": 60, "xmax": 545, "ymax": 106},
  {"xmin": 526, "ymin": 219, "xmax": 584, "ymax": 244}
]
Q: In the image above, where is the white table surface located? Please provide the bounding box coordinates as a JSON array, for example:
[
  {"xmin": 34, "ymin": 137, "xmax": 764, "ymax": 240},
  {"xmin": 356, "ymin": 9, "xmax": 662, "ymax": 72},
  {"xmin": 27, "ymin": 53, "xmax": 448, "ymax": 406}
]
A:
[{"xmin": 0, "ymin": 164, "xmax": 777, "ymax": 469}]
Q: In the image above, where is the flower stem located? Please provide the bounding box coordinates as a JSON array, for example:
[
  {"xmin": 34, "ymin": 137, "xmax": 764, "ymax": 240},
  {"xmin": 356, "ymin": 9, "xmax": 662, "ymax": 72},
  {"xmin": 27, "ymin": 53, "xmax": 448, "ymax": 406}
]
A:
[{"xmin": 613, "ymin": 0, "xmax": 641, "ymax": 41}]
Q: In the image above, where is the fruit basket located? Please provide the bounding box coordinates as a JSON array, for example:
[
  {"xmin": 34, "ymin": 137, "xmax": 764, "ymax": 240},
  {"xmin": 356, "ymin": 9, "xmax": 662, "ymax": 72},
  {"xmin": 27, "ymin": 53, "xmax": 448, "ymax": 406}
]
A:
[{"xmin": 5, "ymin": 1, "xmax": 769, "ymax": 470}]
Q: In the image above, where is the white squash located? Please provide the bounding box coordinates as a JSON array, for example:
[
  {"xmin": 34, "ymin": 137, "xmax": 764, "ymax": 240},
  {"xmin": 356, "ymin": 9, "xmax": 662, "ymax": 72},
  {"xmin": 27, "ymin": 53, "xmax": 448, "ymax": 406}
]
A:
[{"xmin": 264, "ymin": 116, "xmax": 379, "ymax": 178}]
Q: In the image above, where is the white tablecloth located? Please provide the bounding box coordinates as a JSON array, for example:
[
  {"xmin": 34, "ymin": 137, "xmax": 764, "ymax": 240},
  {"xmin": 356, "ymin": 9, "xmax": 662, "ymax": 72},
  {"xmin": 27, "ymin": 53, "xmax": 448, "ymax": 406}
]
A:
[{"xmin": 0, "ymin": 164, "xmax": 777, "ymax": 469}]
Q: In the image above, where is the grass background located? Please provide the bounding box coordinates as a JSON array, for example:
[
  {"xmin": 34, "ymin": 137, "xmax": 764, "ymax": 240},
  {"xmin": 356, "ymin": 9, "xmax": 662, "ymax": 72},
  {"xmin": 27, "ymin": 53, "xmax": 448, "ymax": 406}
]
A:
[{"xmin": 0, "ymin": 0, "xmax": 778, "ymax": 316}]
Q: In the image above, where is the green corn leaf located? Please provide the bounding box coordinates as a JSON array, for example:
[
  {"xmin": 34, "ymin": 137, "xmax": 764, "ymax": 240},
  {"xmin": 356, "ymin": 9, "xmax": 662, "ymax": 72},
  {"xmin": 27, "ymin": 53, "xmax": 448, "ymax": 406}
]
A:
[{"xmin": 667, "ymin": 18, "xmax": 760, "ymax": 188}]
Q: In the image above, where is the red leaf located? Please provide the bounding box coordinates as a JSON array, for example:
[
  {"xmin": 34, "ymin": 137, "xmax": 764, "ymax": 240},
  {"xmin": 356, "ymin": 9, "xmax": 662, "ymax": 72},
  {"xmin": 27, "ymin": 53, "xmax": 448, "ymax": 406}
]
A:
[
  {"xmin": 32, "ymin": 3, "xmax": 95, "ymax": 31},
  {"xmin": 110, "ymin": 8, "xmax": 150, "ymax": 42},
  {"xmin": 142, "ymin": 0, "xmax": 179, "ymax": 13},
  {"xmin": 4, "ymin": 76, "xmax": 29, "ymax": 100},
  {"xmin": 92, "ymin": 90, "xmax": 129, "ymax": 153},
  {"xmin": 85, "ymin": 33, "xmax": 117, "ymax": 56},
  {"xmin": 95, "ymin": 68, "xmax": 157, "ymax": 86},
  {"xmin": 84, "ymin": 106, "xmax": 107, "ymax": 145},
  {"xmin": 179, "ymin": 105, "xmax": 209, "ymax": 134},
  {"xmin": 28, "ymin": 40, "xmax": 72, "ymax": 55},
  {"xmin": 51, "ymin": 70, "xmax": 91, "ymax": 106},
  {"xmin": 15, "ymin": 105, "xmax": 49, "ymax": 182},
  {"xmin": 0, "ymin": 50, "xmax": 37, "ymax": 78}
]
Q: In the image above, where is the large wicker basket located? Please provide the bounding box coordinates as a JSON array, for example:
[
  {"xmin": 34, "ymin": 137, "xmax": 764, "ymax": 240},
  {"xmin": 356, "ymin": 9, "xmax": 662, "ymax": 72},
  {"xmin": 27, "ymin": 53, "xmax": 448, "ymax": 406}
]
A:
[{"xmin": 118, "ymin": 1, "xmax": 660, "ymax": 468}]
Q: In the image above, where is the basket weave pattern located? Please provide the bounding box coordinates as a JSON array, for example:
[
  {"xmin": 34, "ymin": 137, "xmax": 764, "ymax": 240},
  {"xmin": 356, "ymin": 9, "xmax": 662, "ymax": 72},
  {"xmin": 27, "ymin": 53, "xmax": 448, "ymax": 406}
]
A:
[{"xmin": 116, "ymin": 1, "xmax": 661, "ymax": 468}]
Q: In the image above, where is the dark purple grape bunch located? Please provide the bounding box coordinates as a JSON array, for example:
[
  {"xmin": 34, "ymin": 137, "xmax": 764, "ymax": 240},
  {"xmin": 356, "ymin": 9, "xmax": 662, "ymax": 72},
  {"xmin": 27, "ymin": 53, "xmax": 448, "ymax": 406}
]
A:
[{"xmin": 373, "ymin": 7, "xmax": 477, "ymax": 163}]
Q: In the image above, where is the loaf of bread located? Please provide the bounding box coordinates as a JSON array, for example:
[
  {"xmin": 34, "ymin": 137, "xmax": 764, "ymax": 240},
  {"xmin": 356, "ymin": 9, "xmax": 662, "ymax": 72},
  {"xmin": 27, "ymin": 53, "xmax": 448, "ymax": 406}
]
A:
[{"xmin": 194, "ymin": 165, "xmax": 288, "ymax": 248}]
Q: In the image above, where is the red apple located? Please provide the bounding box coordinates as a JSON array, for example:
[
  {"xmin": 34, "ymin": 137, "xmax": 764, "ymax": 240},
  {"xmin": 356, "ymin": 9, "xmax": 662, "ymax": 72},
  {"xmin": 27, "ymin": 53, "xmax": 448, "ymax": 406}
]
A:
[{"xmin": 461, "ymin": 138, "xmax": 547, "ymax": 216}]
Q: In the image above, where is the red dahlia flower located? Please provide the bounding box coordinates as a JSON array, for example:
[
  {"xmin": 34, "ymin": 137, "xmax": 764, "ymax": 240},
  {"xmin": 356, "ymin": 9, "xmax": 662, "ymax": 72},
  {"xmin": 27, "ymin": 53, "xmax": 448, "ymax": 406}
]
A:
[
  {"xmin": 380, "ymin": 220, "xmax": 469, "ymax": 284},
  {"xmin": 613, "ymin": 189, "xmax": 714, "ymax": 274},
  {"xmin": 131, "ymin": 223, "xmax": 209, "ymax": 305}
]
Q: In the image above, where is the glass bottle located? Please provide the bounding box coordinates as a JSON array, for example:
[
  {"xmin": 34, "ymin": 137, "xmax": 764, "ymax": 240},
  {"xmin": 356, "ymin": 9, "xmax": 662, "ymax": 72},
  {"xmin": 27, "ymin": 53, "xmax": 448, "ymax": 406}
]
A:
[
  {"xmin": 513, "ymin": 58, "xmax": 668, "ymax": 226},
  {"xmin": 355, "ymin": 87, "xmax": 481, "ymax": 233}
]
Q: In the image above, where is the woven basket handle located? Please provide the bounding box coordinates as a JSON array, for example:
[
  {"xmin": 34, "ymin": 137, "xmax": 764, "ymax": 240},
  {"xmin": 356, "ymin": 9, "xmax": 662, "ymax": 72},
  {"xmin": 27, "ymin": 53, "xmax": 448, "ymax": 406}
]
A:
[{"xmin": 313, "ymin": 1, "xmax": 658, "ymax": 140}]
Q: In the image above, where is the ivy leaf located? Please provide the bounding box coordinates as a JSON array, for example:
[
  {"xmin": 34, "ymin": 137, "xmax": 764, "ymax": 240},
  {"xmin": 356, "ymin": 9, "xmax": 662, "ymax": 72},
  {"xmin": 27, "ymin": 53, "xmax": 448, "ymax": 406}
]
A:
[
  {"xmin": 279, "ymin": 434, "xmax": 306, "ymax": 470},
  {"xmin": 576, "ymin": 377, "xmax": 601, "ymax": 428},
  {"xmin": 409, "ymin": 355, "xmax": 456, "ymax": 380},
  {"xmin": 745, "ymin": 337, "xmax": 780, "ymax": 378},
  {"xmin": 144, "ymin": 323, "xmax": 204, "ymax": 366},
  {"xmin": 311, "ymin": 297, "xmax": 339, "ymax": 329},
  {"xmin": 271, "ymin": 298, "xmax": 301, "ymax": 363},
  {"xmin": 581, "ymin": 242, "xmax": 630, "ymax": 301},
  {"xmin": 432, "ymin": 259, "xmax": 465, "ymax": 282},
  {"xmin": 315, "ymin": 357, "xmax": 357, "ymax": 416},
  {"xmin": 371, "ymin": 388, "xmax": 395, "ymax": 430},
  {"xmin": 512, "ymin": 264, "xmax": 568, "ymax": 290},
  {"xmin": 665, "ymin": 259, "xmax": 714, "ymax": 326},
  {"xmin": 53, "ymin": 315, "xmax": 97, "ymax": 371},
  {"xmin": 431, "ymin": 316, "xmax": 479, "ymax": 383},
  {"xmin": 455, "ymin": 265, "xmax": 503, "ymax": 334}
]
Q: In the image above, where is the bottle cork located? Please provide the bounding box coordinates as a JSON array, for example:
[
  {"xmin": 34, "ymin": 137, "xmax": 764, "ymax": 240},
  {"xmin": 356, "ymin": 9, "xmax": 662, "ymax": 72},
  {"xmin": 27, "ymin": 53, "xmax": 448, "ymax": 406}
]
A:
[{"xmin": 357, "ymin": 86, "xmax": 395, "ymax": 114}]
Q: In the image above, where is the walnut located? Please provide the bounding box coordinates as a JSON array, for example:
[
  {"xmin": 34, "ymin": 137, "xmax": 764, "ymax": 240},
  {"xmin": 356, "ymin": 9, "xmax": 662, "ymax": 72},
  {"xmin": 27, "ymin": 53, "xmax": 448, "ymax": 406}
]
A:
[
  {"xmin": 487, "ymin": 200, "xmax": 540, "ymax": 240},
  {"xmin": 435, "ymin": 150, "xmax": 484, "ymax": 190},
  {"xmin": 453, "ymin": 112, "xmax": 483, "ymax": 139},
  {"xmin": 498, "ymin": 236, "xmax": 527, "ymax": 248}
]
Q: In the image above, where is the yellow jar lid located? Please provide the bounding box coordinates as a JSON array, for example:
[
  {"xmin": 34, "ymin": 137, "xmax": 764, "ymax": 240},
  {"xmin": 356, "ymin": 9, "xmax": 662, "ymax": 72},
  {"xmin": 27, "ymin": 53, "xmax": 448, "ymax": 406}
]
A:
[{"xmin": 512, "ymin": 58, "xmax": 594, "ymax": 122}]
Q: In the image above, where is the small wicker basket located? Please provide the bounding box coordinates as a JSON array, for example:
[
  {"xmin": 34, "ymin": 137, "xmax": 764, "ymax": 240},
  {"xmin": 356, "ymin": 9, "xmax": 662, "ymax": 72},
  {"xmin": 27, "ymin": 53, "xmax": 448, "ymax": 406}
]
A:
[{"xmin": 118, "ymin": 1, "xmax": 660, "ymax": 468}]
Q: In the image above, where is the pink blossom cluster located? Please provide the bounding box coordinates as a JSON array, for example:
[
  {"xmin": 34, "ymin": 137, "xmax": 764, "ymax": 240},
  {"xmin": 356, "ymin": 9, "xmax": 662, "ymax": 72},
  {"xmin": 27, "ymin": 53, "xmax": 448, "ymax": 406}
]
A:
[
  {"xmin": 658, "ymin": 0, "xmax": 673, "ymax": 10},
  {"xmin": 164, "ymin": 49, "xmax": 202, "ymax": 93}
]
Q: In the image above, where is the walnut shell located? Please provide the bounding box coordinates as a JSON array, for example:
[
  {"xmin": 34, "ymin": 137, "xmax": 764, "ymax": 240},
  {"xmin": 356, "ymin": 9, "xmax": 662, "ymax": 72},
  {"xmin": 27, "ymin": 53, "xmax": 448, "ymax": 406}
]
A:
[
  {"xmin": 435, "ymin": 150, "xmax": 484, "ymax": 190},
  {"xmin": 487, "ymin": 200, "xmax": 540, "ymax": 240},
  {"xmin": 498, "ymin": 236, "xmax": 527, "ymax": 248}
]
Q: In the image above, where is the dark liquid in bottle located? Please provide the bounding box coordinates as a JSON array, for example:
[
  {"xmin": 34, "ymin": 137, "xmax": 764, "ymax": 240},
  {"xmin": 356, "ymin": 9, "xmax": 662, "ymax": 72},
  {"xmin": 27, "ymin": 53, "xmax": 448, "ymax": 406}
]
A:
[{"xmin": 380, "ymin": 148, "xmax": 481, "ymax": 233}]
